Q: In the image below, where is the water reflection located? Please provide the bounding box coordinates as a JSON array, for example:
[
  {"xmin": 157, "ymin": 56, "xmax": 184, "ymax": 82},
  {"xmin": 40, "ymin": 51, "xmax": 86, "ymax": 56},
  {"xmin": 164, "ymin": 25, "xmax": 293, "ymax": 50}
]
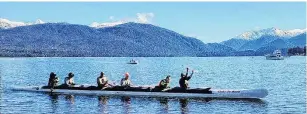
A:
[
  {"xmin": 121, "ymin": 96, "xmax": 131, "ymax": 104},
  {"xmin": 49, "ymin": 93, "xmax": 59, "ymax": 103},
  {"xmin": 44, "ymin": 93, "xmax": 268, "ymax": 114},
  {"xmin": 98, "ymin": 96, "xmax": 108, "ymax": 114},
  {"xmin": 211, "ymin": 98, "xmax": 268, "ymax": 105},
  {"xmin": 98, "ymin": 96, "xmax": 108, "ymax": 105},
  {"xmin": 48, "ymin": 93, "xmax": 59, "ymax": 113},
  {"xmin": 179, "ymin": 99, "xmax": 189, "ymax": 114},
  {"xmin": 156, "ymin": 97, "xmax": 169, "ymax": 113},
  {"xmin": 121, "ymin": 96, "xmax": 131, "ymax": 114},
  {"xmin": 65, "ymin": 95, "xmax": 75, "ymax": 104},
  {"xmin": 157, "ymin": 97, "xmax": 169, "ymax": 106}
]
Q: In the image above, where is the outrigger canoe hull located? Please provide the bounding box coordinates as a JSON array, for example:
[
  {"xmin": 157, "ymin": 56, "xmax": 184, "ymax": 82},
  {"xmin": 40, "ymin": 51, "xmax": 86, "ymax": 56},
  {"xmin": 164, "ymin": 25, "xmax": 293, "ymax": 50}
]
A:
[{"xmin": 12, "ymin": 86, "xmax": 268, "ymax": 99}]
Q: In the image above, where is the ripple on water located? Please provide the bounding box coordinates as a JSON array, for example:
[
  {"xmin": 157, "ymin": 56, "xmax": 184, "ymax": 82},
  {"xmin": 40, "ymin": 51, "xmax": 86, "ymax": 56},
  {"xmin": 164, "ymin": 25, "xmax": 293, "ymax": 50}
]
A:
[{"xmin": 0, "ymin": 57, "xmax": 305, "ymax": 114}]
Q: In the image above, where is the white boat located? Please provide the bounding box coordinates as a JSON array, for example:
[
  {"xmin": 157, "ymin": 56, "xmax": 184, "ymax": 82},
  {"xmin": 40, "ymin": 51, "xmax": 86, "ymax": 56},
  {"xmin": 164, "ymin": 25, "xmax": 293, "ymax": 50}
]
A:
[
  {"xmin": 265, "ymin": 50, "xmax": 284, "ymax": 60},
  {"xmin": 127, "ymin": 59, "xmax": 138, "ymax": 64},
  {"xmin": 12, "ymin": 85, "xmax": 268, "ymax": 99}
]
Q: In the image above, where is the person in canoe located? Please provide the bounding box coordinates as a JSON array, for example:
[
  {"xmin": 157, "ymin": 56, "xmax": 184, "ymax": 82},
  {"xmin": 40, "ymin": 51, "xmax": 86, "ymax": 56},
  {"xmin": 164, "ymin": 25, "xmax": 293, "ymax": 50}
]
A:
[
  {"xmin": 157, "ymin": 75, "xmax": 171, "ymax": 91},
  {"xmin": 179, "ymin": 68, "xmax": 194, "ymax": 89},
  {"xmin": 97, "ymin": 72, "xmax": 109, "ymax": 89},
  {"xmin": 48, "ymin": 72, "xmax": 59, "ymax": 88},
  {"xmin": 64, "ymin": 72, "xmax": 76, "ymax": 86},
  {"xmin": 120, "ymin": 72, "xmax": 132, "ymax": 87}
]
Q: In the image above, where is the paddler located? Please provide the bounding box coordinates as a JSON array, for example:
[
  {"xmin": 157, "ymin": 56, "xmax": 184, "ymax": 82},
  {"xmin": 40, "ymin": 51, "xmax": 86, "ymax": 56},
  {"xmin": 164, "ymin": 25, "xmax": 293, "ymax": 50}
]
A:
[
  {"xmin": 97, "ymin": 72, "xmax": 108, "ymax": 89},
  {"xmin": 64, "ymin": 72, "xmax": 76, "ymax": 86},
  {"xmin": 158, "ymin": 75, "xmax": 171, "ymax": 90},
  {"xmin": 179, "ymin": 68, "xmax": 194, "ymax": 89},
  {"xmin": 120, "ymin": 72, "xmax": 132, "ymax": 87},
  {"xmin": 48, "ymin": 72, "xmax": 59, "ymax": 88}
]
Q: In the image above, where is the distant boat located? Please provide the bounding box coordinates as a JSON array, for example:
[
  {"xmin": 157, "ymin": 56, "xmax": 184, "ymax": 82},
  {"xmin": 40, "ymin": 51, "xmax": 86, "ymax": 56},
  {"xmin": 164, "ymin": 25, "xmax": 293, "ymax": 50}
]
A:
[
  {"xmin": 127, "ymin": 59, "xmax": 138, "ymax": 64},
  {"xmin": 265, "ymin": 50, "xmax": 284, "ymax": 60}
]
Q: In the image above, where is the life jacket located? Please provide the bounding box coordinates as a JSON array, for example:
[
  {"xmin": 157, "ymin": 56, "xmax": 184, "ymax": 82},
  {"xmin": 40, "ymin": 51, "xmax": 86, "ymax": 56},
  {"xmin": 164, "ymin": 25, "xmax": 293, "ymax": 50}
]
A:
[
  {"xmin": 121, "ymin": 78, "xmax": 131, "ymax": 87},
  {"xmin": 159, "ymin": 79, "xmax": 169, "ymax": 88}
]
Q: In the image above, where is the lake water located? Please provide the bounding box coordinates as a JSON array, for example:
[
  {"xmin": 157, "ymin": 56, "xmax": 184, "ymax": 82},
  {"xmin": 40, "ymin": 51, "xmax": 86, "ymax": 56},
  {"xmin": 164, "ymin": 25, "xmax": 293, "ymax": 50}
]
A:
[{"xmin": 0, "ymin": 57, "xmax": 306, "ymax": 114}]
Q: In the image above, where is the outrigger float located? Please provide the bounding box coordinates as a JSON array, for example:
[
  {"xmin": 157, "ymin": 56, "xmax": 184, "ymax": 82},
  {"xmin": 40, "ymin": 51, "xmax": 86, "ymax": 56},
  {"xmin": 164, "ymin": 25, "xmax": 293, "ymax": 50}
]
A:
[{"xmin": 12, "ymin": 85, "xmax": 268, "ymax": 99}]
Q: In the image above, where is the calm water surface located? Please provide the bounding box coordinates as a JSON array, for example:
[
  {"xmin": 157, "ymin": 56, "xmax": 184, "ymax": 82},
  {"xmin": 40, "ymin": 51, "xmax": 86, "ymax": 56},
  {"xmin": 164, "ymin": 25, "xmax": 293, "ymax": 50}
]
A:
[{"xmin": 0, "ymin": 57, "xmax": 305, "ymax": 114}]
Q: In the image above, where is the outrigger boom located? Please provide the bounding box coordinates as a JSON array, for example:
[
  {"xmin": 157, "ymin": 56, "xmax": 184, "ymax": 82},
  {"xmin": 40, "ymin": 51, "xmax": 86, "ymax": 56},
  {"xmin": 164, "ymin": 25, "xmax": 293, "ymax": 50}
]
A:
[{"xmin": 12, "ymin": 85, "xmax": 268, "ymax": 99}]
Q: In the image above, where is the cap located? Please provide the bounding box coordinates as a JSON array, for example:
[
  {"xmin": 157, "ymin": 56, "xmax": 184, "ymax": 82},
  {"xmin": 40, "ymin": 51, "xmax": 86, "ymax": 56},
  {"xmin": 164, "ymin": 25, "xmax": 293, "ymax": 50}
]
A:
[
  {"xmin": 50, "ymin": 72, "xmax": 56, "ymax": 77},
  {"xmin": 69, "ymin": 72, "xmax": 74, "ymax": 77}
]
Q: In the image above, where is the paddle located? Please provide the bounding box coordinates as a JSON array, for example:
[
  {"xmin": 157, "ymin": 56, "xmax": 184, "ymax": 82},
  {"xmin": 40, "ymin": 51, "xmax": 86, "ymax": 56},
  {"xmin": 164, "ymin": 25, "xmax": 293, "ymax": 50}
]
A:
[{"xmin": 107, "ymin": 82, "xmax": 116, "ymax": 87}]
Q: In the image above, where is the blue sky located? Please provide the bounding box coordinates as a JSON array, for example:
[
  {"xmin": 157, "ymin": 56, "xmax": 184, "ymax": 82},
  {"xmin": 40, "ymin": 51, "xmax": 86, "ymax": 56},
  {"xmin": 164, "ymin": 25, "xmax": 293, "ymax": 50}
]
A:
[{"xmin": 0, "ymin": 2, "xmax": 305, "ymax": 43}]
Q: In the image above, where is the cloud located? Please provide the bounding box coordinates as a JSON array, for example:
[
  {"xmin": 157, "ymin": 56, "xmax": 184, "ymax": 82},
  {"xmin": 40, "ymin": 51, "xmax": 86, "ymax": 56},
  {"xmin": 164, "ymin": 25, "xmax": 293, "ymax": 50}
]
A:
[
  {"xmin": 109, "ymin": 16, "xmax": 114, "ymax": 20},
  {"xmin": 135, "ymin": 13, "xmax": 154, "ymax": 24}
]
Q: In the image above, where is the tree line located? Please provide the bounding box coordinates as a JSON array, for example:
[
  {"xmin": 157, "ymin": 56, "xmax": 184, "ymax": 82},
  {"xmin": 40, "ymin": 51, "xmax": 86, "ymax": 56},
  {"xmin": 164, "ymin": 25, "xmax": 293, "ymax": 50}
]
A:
[{"xmin": 288, "ymin": 46, "xmax": 306, "ymax": 56}]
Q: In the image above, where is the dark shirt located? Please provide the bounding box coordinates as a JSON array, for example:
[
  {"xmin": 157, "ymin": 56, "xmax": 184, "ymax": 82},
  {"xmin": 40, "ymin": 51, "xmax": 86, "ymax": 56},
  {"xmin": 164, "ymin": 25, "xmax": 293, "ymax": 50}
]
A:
[
  {"xmin": 48, "ymin": 77, "xmax": 59, "ymax": 87},
  {"xmin": 179, "ymin": 76, "xmax": 192, "ymax": 88}
]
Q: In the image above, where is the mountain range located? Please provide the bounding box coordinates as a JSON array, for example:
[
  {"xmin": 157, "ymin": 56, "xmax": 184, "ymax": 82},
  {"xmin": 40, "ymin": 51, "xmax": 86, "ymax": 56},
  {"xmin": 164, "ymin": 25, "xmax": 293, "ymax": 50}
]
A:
[
  {"xmin": 221, "ymin": 28, "xmax": 306, "ymax": 56},
  {"xmin": 0, "ymin": 18, "xmax": 306, "ymax": 57}
]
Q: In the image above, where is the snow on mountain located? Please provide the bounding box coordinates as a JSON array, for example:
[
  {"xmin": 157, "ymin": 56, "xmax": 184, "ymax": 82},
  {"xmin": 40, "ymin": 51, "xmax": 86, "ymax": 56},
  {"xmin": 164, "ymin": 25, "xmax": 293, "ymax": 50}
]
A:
[
  {"xmin": 235, "ymin": 27, "xmax": 307, "ymax": 40},
  {"xmin": 0, "ymin": 17, "xmax": 151, "ymax": 29},
  {"xmin": 35, "ymin": 19, "xmax": 45, "ymax": 24},
  {"xmin": 90, "ymin": 13, "xmax": 154, "ymax": 28},
  {"xmin": 0, "ymin": 18, "xmax": 29, "ymax": 29},
  {"xmin": 90, "ymin": 21, "xmax": 126, "ymax": 28},
  {"xmin": 222, "ymin": 27, "xmax": 306, "ymax": 51},
  {"xmin": 0, "ymin": 18, "xmax": 46, "ymax": 29},
  {"xmin": 0, "ymin": 18, "xmax": 124, "ymax": 29},
  {"xmin": 286, "ymin": 29, "xmax": 307, "ymax": 35}
]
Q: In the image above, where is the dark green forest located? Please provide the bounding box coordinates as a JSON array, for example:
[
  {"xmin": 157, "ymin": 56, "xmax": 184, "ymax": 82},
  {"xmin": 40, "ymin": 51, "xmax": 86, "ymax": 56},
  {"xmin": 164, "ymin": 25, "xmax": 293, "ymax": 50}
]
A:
[{"xmin": 288, "ymin": 46, "xmax": 306, "ymax": 56}]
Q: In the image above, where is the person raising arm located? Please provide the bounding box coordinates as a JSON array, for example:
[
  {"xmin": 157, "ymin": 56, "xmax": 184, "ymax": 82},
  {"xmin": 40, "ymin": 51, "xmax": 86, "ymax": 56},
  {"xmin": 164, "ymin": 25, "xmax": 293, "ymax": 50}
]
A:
[{"xmin": 179, "ymin": 68, "xmax": 194, "ymax": 89}]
